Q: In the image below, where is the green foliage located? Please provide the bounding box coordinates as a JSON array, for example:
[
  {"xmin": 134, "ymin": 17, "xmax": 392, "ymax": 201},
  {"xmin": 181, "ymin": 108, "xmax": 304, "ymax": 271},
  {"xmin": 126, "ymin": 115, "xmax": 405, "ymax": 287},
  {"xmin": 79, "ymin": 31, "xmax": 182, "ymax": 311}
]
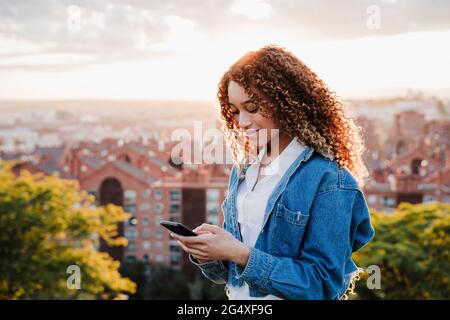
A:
[
  {"xmin": 353, "ymin": 202, "xmax": 450, "ymax": 299},
  {"xmin": 188, "ymin": 273, "xmax": 227, "ymax": 300},
  {"xmin": 119, "ymin": 260, "xmax": 151, "ymax": 300},
  {"xmin": 146, "ymin": 264, "xmax": 192, "ymax": 299},
  {"xmin": 121, "ymin": 262, "xmax": 227, "ymax": 300},
  {"xmin": 0, "ymin": 163, "xmax": 136, "ymax": 299}
]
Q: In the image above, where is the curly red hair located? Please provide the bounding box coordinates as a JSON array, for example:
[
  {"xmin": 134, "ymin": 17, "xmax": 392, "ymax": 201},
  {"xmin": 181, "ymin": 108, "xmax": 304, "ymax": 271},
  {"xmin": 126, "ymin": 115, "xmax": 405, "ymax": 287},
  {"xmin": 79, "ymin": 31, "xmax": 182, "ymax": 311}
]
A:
[{"xmin": 217, "ymin": 44, "xmax": 368, "ymax": 187}]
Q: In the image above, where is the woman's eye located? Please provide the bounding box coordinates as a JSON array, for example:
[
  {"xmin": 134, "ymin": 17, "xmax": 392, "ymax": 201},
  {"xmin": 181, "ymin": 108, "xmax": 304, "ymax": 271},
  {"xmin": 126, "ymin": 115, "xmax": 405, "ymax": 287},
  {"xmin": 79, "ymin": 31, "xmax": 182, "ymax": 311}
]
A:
[{"xmin": 247, "ymin": 104, "xmax": 258, "ymax": 113}]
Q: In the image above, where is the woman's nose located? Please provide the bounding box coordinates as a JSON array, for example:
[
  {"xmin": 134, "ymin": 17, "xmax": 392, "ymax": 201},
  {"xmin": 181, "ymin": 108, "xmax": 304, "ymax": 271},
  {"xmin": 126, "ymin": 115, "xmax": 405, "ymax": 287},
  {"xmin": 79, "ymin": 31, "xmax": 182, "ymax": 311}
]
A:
[{"xmin": 238, "ymin": 113, "xmax": 252, "ymax": 129}]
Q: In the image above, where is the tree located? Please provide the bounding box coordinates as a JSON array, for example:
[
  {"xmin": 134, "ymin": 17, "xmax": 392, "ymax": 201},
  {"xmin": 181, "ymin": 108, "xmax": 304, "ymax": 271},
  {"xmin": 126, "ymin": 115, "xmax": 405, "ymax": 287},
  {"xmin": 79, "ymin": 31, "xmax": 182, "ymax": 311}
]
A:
[
  {"xmin": 353, "ymin": 202, "xmax": 450, "ymax": 299},
  {"xmin": 146, "ymin": 264, "xmax": 191, "ymax": 299},
  {"xmin": 190, "ymin": 274, "xmax": 227, "ymax": 300},
  {"xmin": 119, "ymin": 260, "xmax": 151, "ymax": 300},
  {"xmin": 120, "ymin": 261, "xmax": 227, "ymax": 300},
  {"xmin": 0, "ymin": 163, "xmax": 136, "ymax": 299}
]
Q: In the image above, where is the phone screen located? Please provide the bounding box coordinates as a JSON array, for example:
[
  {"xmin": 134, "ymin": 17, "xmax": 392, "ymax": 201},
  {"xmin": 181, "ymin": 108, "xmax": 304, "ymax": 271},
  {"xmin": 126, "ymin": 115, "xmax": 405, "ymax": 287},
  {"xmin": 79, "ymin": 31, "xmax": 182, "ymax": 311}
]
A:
[{"xmin": 160, "ymin": 220, "xmax": 197, "ymax": 237}]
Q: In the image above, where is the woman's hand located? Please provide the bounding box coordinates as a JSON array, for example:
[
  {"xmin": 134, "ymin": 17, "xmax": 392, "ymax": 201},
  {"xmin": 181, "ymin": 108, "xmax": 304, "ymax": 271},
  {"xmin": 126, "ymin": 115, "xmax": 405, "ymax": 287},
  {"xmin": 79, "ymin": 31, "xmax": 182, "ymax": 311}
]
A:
[
  {"xmin": 170, "ymin": 223, "xmax": 250, "ymax": 267},
  {"xmin": 188, "ymin": 228, "xmax": 212, "ymax": 264}
]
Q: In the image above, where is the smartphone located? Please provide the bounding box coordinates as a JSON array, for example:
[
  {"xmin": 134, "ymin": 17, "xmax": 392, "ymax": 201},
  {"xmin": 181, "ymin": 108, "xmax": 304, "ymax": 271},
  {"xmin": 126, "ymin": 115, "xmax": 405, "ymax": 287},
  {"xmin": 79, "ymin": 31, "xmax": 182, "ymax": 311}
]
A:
[{"xmin": 160, "ymin": 220, "xmax": 198, "ymax": 237}]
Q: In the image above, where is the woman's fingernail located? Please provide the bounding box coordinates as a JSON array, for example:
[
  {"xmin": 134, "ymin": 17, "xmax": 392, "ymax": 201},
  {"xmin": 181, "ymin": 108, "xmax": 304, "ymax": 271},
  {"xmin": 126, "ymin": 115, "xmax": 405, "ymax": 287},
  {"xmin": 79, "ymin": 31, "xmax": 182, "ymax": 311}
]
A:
[{"xmin": 170, "ymin": 232, "xmax": 174, "ymax": 237}]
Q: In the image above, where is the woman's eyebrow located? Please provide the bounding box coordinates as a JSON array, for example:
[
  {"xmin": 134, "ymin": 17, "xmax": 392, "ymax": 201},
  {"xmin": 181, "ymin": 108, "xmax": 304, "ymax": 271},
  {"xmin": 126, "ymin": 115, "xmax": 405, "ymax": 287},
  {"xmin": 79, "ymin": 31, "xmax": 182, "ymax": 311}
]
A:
[{"xmin": 229, "ymin": 99, "xmax": 252, "ymax": 106}]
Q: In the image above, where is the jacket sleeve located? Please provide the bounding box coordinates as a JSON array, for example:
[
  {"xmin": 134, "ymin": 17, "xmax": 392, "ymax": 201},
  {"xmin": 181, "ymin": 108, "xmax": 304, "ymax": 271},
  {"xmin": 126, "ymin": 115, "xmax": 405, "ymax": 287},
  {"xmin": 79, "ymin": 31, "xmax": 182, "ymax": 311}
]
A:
[
  {"xmin": 189, "ymin": 182, "xmax": 234, "ymax": 284},
  {"xmin": 188, "ymin": 166, "xmax": 235, "ymax": 284},
  {"xmin": 188, "ymin": 211, "xmax": 230, "ymax": 284},
  {"xmin": 189, "ymin": 254, "xmax": 229, "ymax": 284},
  {"xmin": 234, "ymin": 189, "xmax": 374, "ymax": 299}
]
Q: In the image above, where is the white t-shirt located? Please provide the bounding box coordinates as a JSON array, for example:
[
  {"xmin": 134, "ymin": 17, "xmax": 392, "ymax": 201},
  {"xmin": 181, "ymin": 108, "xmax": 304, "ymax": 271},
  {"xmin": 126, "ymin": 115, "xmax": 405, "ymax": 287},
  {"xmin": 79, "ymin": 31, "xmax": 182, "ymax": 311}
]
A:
[{"xmin": 227, "ymin": 137, "xmax": 306, "ymax": 300}]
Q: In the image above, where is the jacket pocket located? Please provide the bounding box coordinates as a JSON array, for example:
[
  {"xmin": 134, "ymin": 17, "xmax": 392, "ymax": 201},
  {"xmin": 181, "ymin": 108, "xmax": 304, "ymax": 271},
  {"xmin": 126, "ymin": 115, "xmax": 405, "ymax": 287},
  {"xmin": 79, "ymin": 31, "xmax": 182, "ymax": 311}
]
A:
[{"xmin": 272, "ymin": 203, "xmax": 310, "ymax": 257}]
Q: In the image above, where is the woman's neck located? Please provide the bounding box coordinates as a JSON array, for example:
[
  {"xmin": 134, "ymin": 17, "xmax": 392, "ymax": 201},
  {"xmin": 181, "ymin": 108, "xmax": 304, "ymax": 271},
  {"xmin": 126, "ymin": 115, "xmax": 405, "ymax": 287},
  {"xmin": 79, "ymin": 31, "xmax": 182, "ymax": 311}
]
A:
[{"xmin": 262, "ymin": 133, "xmax": 292, "ymax": 163}]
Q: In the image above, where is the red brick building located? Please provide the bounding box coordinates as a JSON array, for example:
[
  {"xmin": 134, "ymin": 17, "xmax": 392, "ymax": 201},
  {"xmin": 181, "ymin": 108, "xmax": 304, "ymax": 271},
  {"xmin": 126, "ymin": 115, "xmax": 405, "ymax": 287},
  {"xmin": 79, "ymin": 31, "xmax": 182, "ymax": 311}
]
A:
[
  {"xmin": 73, "ymin": 139, "xmax": 229, "ymax": 275},
  {"xmin": 362, "ymin": 110, "xmax": 450, "ymax": 212},
  {"xmin": 8, "ymin": 137, "xmax": 230, "ymax": 275}
]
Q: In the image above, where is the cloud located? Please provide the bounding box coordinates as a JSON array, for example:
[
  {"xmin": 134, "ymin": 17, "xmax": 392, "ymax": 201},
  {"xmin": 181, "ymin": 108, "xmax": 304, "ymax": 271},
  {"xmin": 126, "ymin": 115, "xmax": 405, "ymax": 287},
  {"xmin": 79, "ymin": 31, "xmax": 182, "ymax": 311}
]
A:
[
  {"xmin": 267, "ymin": 0, "xmax": 450, "ymax": 41},
  {"xmin": 1, "ymin": 0, "xmax": 450, "ymax": 71},
  {"xmin": 0, "ymin": 0, "xmax": 175, "ymax": 69},
  {"xmin": 229, "ymin": 0, "xmax": 273, "ymax": 20}
]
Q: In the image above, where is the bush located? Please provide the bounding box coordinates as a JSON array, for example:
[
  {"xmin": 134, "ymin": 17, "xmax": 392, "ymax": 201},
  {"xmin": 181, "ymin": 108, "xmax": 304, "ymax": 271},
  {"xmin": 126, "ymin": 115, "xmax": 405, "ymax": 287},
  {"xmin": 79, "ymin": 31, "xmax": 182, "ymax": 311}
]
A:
[
  {"xmin": 0, "ymin": 164, "xmax": 136, "ymax": 299},
  {"xmin": 353, "ymin": 202, "xmax": 450, "ymax": 299}
]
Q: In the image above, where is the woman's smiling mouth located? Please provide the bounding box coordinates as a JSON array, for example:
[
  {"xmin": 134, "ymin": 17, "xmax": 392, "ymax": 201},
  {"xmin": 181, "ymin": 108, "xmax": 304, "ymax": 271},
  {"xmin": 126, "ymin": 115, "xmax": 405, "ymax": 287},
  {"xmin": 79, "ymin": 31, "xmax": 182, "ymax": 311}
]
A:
[{"xmin": 244, "ymin": 129, "xmax": 259, "ymax": 138}]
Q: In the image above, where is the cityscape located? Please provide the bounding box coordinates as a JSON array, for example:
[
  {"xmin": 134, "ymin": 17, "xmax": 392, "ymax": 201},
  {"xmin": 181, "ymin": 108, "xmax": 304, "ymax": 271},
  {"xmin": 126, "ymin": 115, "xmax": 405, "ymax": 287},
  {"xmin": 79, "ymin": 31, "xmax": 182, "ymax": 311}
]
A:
[{"xmin": 1, "ymin": 91, "xmax": 449, "ymax": 275}]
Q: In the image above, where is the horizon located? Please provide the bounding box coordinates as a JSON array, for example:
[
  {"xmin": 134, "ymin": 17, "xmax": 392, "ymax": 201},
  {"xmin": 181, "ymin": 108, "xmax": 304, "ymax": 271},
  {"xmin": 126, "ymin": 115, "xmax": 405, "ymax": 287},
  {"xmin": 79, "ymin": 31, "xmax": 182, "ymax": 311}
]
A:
[
  {"xmin": 1, "ymin": 1, "xmax": 450, "ymax": 101},
  {"xmin": 0, "ymin": 87, "xmax": 448, "ymax": 103}
]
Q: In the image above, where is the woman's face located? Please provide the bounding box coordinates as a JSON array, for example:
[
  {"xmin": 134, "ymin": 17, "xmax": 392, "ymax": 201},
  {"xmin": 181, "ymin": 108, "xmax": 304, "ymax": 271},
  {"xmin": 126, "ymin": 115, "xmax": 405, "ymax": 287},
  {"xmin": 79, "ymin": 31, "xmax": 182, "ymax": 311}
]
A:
[{"xmin": 227, "ymin": 80, "xmax": 281, "ymax": 148}]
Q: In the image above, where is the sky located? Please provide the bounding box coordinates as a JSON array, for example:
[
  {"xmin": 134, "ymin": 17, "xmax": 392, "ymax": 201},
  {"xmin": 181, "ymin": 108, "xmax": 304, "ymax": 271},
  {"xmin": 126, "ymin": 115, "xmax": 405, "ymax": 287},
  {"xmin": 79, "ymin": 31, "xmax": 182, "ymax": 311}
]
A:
[{"xmin": 0, "ymin": 0, "xmax": 450, "ymax": 101}]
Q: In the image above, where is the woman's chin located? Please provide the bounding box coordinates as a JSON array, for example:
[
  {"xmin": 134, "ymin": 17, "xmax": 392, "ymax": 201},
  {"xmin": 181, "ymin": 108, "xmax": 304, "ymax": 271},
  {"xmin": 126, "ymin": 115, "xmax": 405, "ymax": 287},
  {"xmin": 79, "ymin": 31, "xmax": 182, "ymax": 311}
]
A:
[{"xmin": 249, "ymin": 137, "xmax": 271, "ymax": 148}]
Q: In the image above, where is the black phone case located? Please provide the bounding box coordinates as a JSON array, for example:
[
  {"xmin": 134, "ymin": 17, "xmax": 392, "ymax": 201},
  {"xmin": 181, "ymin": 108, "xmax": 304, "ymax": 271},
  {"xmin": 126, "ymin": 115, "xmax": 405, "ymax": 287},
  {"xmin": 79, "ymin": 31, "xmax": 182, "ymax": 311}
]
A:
[{"xmin": 160, "ymin": 221, "xmax": 197, "ymax": 237}]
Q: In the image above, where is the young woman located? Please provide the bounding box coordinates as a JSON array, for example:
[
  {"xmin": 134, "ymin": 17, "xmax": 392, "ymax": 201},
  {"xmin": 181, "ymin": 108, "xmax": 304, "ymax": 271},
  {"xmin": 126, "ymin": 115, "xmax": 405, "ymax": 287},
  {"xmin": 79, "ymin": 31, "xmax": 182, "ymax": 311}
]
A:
[{"xmin": 170, "ymin": 45, "xmax": 375, "ymax": 300}]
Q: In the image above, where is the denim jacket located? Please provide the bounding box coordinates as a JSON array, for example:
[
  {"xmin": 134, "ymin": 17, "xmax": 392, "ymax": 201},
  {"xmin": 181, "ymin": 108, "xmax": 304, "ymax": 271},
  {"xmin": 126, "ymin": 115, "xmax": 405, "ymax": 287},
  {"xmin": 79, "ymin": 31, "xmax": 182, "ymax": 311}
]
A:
[{"xmin": 189, "ymin": 146, "xmax": 375, "ymax": 300}]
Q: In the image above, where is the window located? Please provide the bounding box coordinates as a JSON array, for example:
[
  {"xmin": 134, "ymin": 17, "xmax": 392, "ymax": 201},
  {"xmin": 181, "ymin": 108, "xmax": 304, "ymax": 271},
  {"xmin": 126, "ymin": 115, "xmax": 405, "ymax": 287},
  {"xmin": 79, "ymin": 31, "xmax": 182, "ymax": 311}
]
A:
[
  {"xmin": 156, "ymin": 229, "xmax": 163, "ymax": 240},
  {"xmin": 170, "ymin": 254, "xmax": 180, "ymax": 266},
  {"xmin": 124, "ymin": 190, "xmax": 137, "ymax": 214},
  {"xmin": 143, "ymin": 254, "xmax": 150, "ymax": 261},
  {"xmin": 155, "ymin": 215, "xmax": 163, "ymax": 225},
  {"xmin": 207, "ymin": 189, "xmax": 220, "ymax": 215},
  {"xmin": 124, "ymin": 190, "xmax": 137, "ymax": 205},
  {"xmin": 169, "ymin": 195, "xmax": 180, "ymax": 221},
  {"xmin": 367, "ymin": 195, "xmax": 377, "ymax": 205},
  {"xmin": 125, "ymin": 228, "xmax": 138, "ymax": 240},
  {"xmin": 143, "ymin": 241, "xmax": 151, "ymax": 250},
  {"xmin": 207, "ymin": 189, "xmax": 220, "ymax": 224},
  {"xmin": 423, "ymin": 195, "xmax": 436, "ymax": 203},
  {"xmin": 383, "ymin": 196, "xmax": 396, "ymax": 208},
  {"xmin": 142, "ymin": 217, "xmax": 149, "ymax": 226},
  {"xmin": 128, "ymin": 242, "xmax": 136, "ymax": 253},
  {"xmin": 142, "ymin": 189, "xmax": 152, "ymax": 198},
  {"xmin": 156, "ymin": 241, "xmax": 163, "ymax": 249},
  {"xmin": 142, "ymin": 228, "xmax": 150, "ymax": 239},
  {"xmin": 126, "ymin": 255, "xmax": 136, "ymax": 262},
  {"xmin": 207, "ymin": 215, "xmax": 219, "ymax": 225},
  {"xmin": 170, "ymin": 246, "xmax": 180, "ymax": 266},
  {"xmin": 411, "ymin": 159, "xmax": 422, "ymax": 175},
  {"xmin": 139, "ymin": 203, "xmax": 150, "ymax": 211},
  {"xmin": 154, "ymin": 189, "xmax": 163, "ymax": 200},
  {"xmin": 207, "ymin": 202, "xmax": 220, "ymax": 215},
  {"xmin": 124, "ymin": 205, "xmax": 136, "ymax": 214},
  {"xmin": 156, "ymin": 255, "xmax": 163, "ymax": 262},
  {"xmin": 207, "ymin": 189, "xmax": 220, "ymax": 202},
  {"xmin": 170, "ymin": 203, "xmax": 180, "ymax": 214},
  {"xmin": 170, "ymin": 189, "xmax": 181, "ymax": 201},
  {"xmin": 155, "ymin": 202, "xmax": 164, "ymax": 214}
]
